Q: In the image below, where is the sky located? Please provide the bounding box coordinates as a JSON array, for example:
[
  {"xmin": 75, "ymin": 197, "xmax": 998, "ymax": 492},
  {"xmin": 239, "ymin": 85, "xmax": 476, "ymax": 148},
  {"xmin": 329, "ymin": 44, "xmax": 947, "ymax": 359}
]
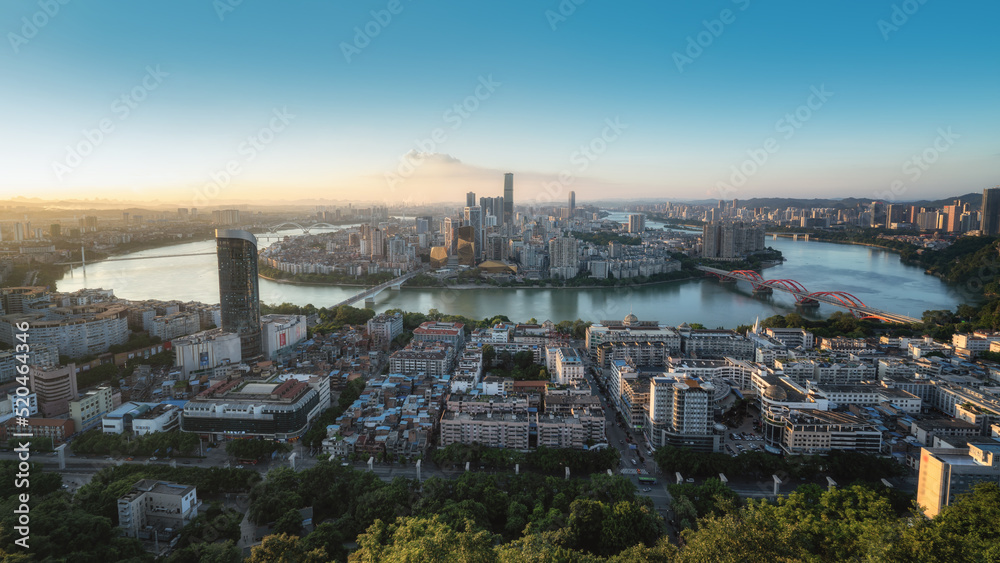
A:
[{"xmin": 1, "ymin": 0, "xmax": 998, "ymax": 206}]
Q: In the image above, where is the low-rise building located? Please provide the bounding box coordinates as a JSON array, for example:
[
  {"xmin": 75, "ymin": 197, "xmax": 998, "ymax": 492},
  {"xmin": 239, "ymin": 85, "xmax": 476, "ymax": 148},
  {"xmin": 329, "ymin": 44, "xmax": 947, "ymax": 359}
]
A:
[
  {"xmin": 118, "ymin": 480, "xmax": 200, "ymax": 539},
  {"xmin": 366, "ymin": 312, "xmax": 404, "ymax": 343},
  {"xmin": 261, "ymin": 314, "xmax": 308, "ymax": 359},
  {"xmin": 764, "ymin": 409, "xmax": 881, "ymax": 455},
  {"xmin": 172, "ymin": 329, "xmax": 241, "ymax": 378},
  {"xmin": 69, "ymin": 385, "xmax": 115, "ymax": 433},
  {"xmin": 917, "ymin": 443, "xmax": 1000, "ymax": 517},
  {"xmin": 180, "ymin": 377, "xmax": 323, "ymax": 440},
  {"xmin": 546, "ymin": 346, "xmax": 584, "ymax": 385},
  {"xmin": 0, "ymin": 417, "xmax": 74, "ymax": 444}
]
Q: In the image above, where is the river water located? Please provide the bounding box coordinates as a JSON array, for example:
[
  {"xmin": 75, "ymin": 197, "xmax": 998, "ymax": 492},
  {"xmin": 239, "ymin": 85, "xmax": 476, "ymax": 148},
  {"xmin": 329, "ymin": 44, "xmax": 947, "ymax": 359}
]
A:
[{"xmin": 55, "ymin": 223, "xmax": 965, "ymax": 327}]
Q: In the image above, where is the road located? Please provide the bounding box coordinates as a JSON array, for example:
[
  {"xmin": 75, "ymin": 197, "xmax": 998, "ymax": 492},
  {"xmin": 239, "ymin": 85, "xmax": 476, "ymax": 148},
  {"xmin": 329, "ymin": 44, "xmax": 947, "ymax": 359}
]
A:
[{"xmin": 576, "ymin": 345, "xmax": 674, "ymax": 526}]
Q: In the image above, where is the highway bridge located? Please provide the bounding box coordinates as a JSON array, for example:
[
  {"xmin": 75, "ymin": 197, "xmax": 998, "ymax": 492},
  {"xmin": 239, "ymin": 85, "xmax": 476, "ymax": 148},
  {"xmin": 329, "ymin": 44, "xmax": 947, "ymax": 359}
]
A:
[
  {"xmin": 332, "ymin": 267, "xmax": 429, "ymax": 308},
  {"xmin": 697, "ymin": 265, "xmax": 919, "ymax": 324}
]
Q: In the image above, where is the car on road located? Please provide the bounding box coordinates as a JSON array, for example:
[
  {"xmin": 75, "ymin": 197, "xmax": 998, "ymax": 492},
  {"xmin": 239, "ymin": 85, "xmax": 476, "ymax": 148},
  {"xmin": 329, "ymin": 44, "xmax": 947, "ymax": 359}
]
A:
[
  {"xmin": 236, "ymin": 465, "xmax": 244, "ymax": 469},
  {"xmin": 126, "ymin": 457, "xmax": 133, "ymax": 461},
  {"xmin": 686, "ymin": 478, "xmax": 695, "ymax": 483},
  {"xmin": 149, "ymin": 456, "xmax": 158, "ymax": 461}
]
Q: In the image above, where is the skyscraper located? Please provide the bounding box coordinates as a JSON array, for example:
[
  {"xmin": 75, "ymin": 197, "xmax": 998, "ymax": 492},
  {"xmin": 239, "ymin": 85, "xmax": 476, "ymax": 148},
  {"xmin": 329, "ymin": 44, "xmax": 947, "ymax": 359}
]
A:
[
  {"xmin": 981, "ymin": 188, "xmax": 1000, "ymax": 236},
  {"xmin": 466, "ymin": 191, "xmax": 476, "ymax": 208},
  {"xmin": 495, "ymin": 196, "xmax": 505, "ymax": 226},
  {"xmin": 503, "ymin": 173, "xmax": 514, "ymax": 225},
  {"xmin": 464, "ymin": 206, "xmax": 483, "ymax": 260},
  {"xmin": 216, "ymin": 229, "xmax": 261, "ymax": 359},
  {"xmin": 568, "ymin": 191, "xmax": 576, "ymax": 215}
]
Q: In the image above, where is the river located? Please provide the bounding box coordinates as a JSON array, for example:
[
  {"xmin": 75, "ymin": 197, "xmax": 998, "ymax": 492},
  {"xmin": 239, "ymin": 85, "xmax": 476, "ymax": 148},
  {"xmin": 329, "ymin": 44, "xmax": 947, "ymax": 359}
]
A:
[{"xmin": 55, "ymin": 224, "xmax": 965, "ymax": 327}]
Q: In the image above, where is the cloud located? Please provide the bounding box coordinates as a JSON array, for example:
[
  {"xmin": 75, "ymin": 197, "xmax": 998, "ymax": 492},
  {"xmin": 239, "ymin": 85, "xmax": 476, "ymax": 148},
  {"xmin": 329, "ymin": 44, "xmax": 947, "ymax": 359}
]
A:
[{"xmin": 403, "ymin": 151, "xmax": 462, "ymax": 165}]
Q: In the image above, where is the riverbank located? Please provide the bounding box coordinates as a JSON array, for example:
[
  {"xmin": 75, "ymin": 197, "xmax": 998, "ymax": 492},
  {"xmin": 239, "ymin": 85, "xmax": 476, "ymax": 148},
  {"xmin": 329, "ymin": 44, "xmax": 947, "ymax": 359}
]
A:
[{"xmin": 259, "ymin": 272, "xmax": 706, "ymax": 291}]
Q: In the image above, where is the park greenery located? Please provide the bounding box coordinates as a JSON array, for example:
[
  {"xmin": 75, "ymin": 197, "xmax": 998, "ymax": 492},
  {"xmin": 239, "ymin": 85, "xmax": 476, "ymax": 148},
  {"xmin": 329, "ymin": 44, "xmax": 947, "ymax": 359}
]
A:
[
  {"xmin": 225, "ymin": 438, "xmax": 292, "ymax": 461},
  {"xmin": 654, "ymin": 446, "xmax": 905, "ymax": 484},
  {"xmin": 431, "ymin": 444, "xmax": 620, "ymax": 475},
  {"xmin": 70, "ymin": 429, "xmax": 200, "ymax": 457},
  {"xmin": 1, "ymin": 454, "xmax": 1000, "ymax": 561},
  {"xmin": 258, "ymin": 263, "xmax": 398, "ymax": 287},
  {"xmin": 483, "ymin": 347, "xmax": 549, "ymax": 381},
  {"xmin": 570, "ymin": 231, "xmax": 642, "ymax": 246}
]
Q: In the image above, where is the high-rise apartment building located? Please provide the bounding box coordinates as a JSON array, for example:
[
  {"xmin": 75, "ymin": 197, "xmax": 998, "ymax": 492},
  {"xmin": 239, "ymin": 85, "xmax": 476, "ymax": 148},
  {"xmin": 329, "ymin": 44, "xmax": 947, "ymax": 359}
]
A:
[
  {"xmin": 216, "ymin": 229, "xmax": 261, "ymax": 359},
  {"xmin": 466, "ymin": 191, "xmax": 476, "ymax": 208},
  {"xmin": 702, "ymin": 222, "xmax": 765, "ymax": 260},
  {"xmin": 548, "ymin": 236, "xmax": 579, "ymax": 279},
  {"xmin": 628, "ymin": 213, "xmax": 645, "ymax": 233}
]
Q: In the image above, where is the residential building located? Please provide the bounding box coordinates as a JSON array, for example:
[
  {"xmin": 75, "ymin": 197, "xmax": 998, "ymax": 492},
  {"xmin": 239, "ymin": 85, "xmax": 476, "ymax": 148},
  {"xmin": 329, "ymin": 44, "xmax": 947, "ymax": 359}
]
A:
[
  {"xmin": 366, "ymin": 312, "xmax": 404, "ymax": 344},
  {"xmin": 546, "ymin": 346, "xmax": 585, "ymax": 385},
  {"xmin": 412, "ymin": 321, "xmax": 465, "ymax": 349}
]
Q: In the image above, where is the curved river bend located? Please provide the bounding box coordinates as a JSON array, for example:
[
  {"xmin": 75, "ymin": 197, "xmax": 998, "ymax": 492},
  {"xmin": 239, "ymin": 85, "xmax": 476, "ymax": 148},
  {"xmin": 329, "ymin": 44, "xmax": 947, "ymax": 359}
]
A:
[{"xmin": 56, "ymin": 228, "xmax": 965, "ymax": 327}]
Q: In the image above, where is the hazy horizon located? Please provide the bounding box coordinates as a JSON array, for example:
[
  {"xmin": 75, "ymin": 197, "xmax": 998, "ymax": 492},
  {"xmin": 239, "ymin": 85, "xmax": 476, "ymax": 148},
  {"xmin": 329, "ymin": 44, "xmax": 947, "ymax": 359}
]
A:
[{"xmin": 2, "ymin": 1, "xmax": 997, "ymax": 206}]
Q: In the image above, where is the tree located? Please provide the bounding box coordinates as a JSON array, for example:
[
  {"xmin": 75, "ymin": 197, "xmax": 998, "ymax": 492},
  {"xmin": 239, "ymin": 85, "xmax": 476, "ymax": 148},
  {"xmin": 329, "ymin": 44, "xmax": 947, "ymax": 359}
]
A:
[
  {"xmin": 352, "ymin": 516, "xmax": 498, "ymax": 563},
  {"xmin": 482, "ymin": 344, "xmax": 496, "ymax": 368},
  {"xmin": 274, "ymin": 508, "xmax": 304, "ymax": 536},
  {"xmin": 247, "ymin": 534, "xmax": 327, "ymax": 563}
]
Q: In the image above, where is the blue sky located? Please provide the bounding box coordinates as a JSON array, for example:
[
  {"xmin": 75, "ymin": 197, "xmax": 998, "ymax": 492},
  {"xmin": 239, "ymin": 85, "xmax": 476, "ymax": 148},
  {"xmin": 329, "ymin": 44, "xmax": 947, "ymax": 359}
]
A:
[{"xmin": 1, "ymin": 0, "xmax": 997, "ymax": 205}]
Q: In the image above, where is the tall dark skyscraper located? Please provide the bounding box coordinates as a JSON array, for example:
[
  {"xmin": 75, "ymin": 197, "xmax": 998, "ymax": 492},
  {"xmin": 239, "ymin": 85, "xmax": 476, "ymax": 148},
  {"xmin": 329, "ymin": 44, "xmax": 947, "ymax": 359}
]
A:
[
  {"xmin": 466, "ymin": 191, "xmax": 476, "ymax": 208},
  {"xmin": 503, "ymin": 173, "xmax": 514, "ymax": 225},
  {"xmin": 216, "ymin": 229, "xmax": 261, "ymax": 359},
  {"xmin": 568, "ymin": 191, "xmax": 576, "ymax": 214},
  {"xmin": 981, "ymin": 188, "xmax": 1000, "ymax": 236}
]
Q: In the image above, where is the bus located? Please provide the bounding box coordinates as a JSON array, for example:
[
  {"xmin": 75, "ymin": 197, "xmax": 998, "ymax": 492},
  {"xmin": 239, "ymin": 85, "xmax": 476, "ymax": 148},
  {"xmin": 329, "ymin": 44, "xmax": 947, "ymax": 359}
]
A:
[{"xmin": 638, "ymin": 476, "xmax": 656, "ymax": 485}]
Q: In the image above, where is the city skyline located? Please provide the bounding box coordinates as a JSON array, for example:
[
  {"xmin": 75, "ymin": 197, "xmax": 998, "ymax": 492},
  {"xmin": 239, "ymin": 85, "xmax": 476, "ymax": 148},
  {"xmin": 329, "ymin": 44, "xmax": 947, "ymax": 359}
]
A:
[{"xmin": 2, "ymin": 1, "xmax": 998, "ymax": 204}]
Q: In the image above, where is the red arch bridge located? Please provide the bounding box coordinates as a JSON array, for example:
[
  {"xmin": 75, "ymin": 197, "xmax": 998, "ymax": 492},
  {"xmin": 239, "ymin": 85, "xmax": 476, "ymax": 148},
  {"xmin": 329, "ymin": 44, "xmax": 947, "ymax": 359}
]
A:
[{"xmin": 696, "ymin": 266, "xmax": 919, "ymax": 324}]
